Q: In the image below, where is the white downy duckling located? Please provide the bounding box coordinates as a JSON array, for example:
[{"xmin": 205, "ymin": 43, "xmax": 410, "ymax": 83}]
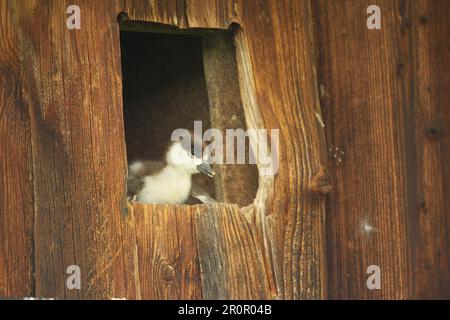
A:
[{"xmin": 127, "ymin": 138, "xmax": 216, "ymax": 204}]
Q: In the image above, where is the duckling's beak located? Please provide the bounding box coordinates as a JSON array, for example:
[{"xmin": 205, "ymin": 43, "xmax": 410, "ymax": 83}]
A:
[{"xmin": 197, "ymin": 162, "xmax": 215, "ymax": 178}]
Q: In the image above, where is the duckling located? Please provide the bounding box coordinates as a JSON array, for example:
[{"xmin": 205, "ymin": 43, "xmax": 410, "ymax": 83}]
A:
[{"xmin": 127, "ymin": 138, "xmax": 216, "ymax": 204}]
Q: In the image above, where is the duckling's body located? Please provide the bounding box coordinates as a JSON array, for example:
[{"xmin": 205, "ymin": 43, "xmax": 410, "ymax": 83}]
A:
[
  {"xmin": 129, "ymin": 160, "xmax": 192, "ymax": 204},
  {"xmin": 127, "ymin": 139, "xmax": 216, "ymax": 204}
]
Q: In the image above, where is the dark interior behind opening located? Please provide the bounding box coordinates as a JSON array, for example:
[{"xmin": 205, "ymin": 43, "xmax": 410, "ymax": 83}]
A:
[{"xmin": 119, "ymin": 28, "xmax": 258, "ymax": 206}]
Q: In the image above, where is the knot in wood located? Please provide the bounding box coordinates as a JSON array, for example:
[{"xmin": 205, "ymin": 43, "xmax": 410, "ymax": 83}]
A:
[
  {"xmin": 161, "ymin": 262, "xmax": 175, "ymax": 281},
  {"xmin": 427, "ymin": 127, "xmax": 440, "ymax": 139},
  {"xmin": 311, "ymin": 165, "xmax": 332, "ymax": 194}
]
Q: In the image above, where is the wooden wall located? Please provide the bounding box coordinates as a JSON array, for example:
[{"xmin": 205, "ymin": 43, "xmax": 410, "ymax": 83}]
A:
[
  {"xmin": 313, "ymin": 0, "xmax": 450, "ymax": 299},
  {"xmin": 0, "ymin": 0, "xmax": 448, "ymax": 299}
]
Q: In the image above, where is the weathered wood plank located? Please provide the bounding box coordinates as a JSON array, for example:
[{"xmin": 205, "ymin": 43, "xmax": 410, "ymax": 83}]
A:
[
  {"xmin": 195, "ymin": 204, "xmax": 276, "ymax": 299},
  {"xmin": 234, "ymin": 0, "xmax": 329, "ymax": 299},
  {"xmin": 403, "ymin": 0, "xmax": 450, "ymax": 299},
  {"xmin": 202, "ymin": 32, "xmax": 259, "ymax": 207},
  {"xmin": 13, "ymin": 0, "xmax": 137, "ymax": 299},
  {"xmin": 0, "ymin": 0, "xmax": 34, "ymax": 298},
  {"xmin": 130, "ymin": 203, "xmax": 275, "ymax": 299},
  {"xmin": 314, "ymin": 0, "xmax": 413, "ymax": 300},
  {"xmin": 313, "ymin": 0, "xmax": 450, "ymax": 299},
  {"xmin": 130, "ymin": 203, "xmax": 202, "ymax": 299}
]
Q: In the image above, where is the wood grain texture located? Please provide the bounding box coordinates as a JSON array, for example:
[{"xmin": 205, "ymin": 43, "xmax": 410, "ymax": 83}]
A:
[
  {"xmin": 313, "ymin": 0, "xmax": 450, "ymax": 299},
  {"xmin": 4, "ymin": 0, "xmax": 446, "ymax": 300},
  {"xmin": 122, "ymin": 0, "xmax": 329, "ymax": 299},
  {"xmin": 0, "ymin": 0, "xmax": 329, "ymax": 299},
  {"xmin": 0, "ymin": 0, "xmax": 34, "ymax": 298},
  {"xmin": 11, "ymin": 0, "xmax": 137, "ymax": 299},
  {"xmin": 407, "ymin": 0, "xmax": 450, "ymax": 299},
  {"xmin": 130, "ymin": 204, "xmax": 201, "ymax": 299},
  {"xmin": 195, "ymin": 204, "xmax": 276, "ymax": 299},
  {"xmin": 202, "ymin": 32, "xmax": 259, "ymax": 207},
  {"xmin": 234, "ymin": 0, "xmax": 328, "ymax": 299},
  {"xmin": 130, "ymin": 203, "xmax": 275, "ymax": 299}
]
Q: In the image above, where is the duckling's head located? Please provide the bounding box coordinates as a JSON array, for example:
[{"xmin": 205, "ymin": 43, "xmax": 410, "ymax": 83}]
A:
[{"xmin": 166, "ymin": 140, "xmax": 215, "ymax": 177}]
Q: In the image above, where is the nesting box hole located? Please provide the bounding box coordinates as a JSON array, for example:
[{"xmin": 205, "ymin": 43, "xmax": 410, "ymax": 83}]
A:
[{"xmin": 119, "ymin": 21, "xmax": 259, "ymax": 207}]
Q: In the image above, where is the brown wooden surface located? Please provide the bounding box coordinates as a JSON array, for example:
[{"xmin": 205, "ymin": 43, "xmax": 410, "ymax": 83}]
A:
[
  {"xmin": 0, "ymin": 0, "xmax": 34, "ymax": 298},
  {"xmin": 130, "ymin": 204, "xmax": 201, "ymax": 299},
  {"xmin": 202, "ymin": 32, "xmax": 260, "ymax": 207},
  {"xmin": 129, "ymin": 203, "xmax": 275, "ymax": 299},
  {"xmin": 314, "ymin": 0, "xmax": 450, "ymax": 299},
  {"xmin": 236, "ymin": 0, "xmax": 328, "ymax": 299},
  {"xmin": 1, "ymin": 0, "xmax": 448, "ymax": 300},
  {"xmin": 4, "ymin": 0, "xmax": 137, "ymax": 299},
  {"xmin": 121, "ymin": 0, "xmax": 328, "ymax": 299},
  {"xmin": 195, "ymin": 204, "xmax": 275, "ymax": 299}
]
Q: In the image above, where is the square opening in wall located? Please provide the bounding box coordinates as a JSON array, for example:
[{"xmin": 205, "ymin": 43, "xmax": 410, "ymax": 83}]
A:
[{"xmin": 119, "ymin": 19, "xmax": 258, "ymax": 207}]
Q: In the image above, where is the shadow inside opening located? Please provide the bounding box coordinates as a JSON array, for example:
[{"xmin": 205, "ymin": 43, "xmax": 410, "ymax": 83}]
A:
[{"xmin": 119, "ymin": 23, "xmax": 258, "ymax": 207}]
